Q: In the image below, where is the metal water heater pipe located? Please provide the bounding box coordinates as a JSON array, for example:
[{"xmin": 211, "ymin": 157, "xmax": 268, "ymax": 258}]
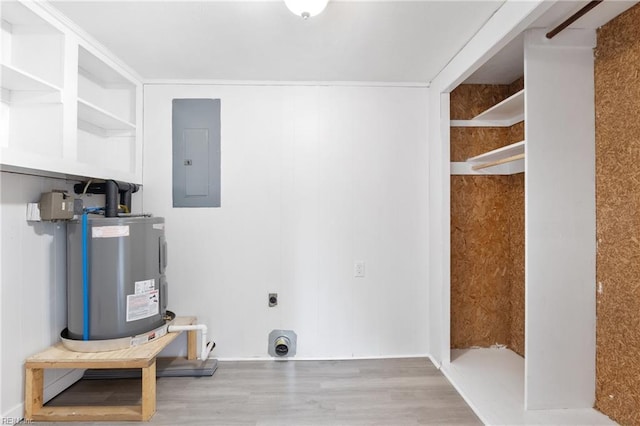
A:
[{"xmin": 74, "ymin": 180, "xmax": 140, "ymax": 217}]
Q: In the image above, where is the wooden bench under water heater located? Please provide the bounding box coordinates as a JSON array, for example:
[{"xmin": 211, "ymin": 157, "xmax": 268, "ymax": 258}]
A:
[{"xmin": 24, "ymin": 316, "xmax": 197, "ymax": 422}]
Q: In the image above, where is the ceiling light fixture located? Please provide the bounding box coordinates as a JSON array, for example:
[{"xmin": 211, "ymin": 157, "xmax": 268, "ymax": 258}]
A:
[{"xmin": 284, "ymin": 0, "xmax": 329, "ymax": 19}]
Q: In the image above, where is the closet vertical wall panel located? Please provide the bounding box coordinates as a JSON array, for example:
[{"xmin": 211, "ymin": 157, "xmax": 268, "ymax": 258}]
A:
[
  {"xmin": 524, "ymin": 28, "xmax": 596, "ymax": 410},
  {"xmin": 508, "ymin": 119, "xmax": 525, "ymax": 357},
  {"xmin": 595, "ymin": 3, "xmax": 640, "ymax": 424}
]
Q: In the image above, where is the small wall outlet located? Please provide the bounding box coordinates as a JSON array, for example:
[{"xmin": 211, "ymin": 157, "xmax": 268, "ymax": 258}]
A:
[
  {"xmin": 268, "ymin": 293, "xmax": 278, "ymax": 307},
  {"xmin": 354, "ymin": 261, "xmax": 365, "ymax": 278}
]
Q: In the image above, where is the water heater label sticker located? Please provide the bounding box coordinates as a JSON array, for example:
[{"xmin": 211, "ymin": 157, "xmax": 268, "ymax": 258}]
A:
[
  {"xmin": 92, "ymin": 225, "xmax": 130, "ymax": 239},
  {"xmin": 131, "ymin": 327, "xmax": 167, "ymax": 347},
  {"xmin": 134, "ymin": 279, "xmax": 155, "ymax": 295},
  {"xmin": 126, "ymin": 290, "xmax": 159, "ymax": 322},
  {"xmin": 152, "ymin": 223, "xmax": 165, "ymax": 230}
]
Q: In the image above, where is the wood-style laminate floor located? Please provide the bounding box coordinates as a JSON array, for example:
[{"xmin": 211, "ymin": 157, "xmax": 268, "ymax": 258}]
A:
[{"xmin": 43, "ymin": 357, "xmax": 481, "ymax": 425}]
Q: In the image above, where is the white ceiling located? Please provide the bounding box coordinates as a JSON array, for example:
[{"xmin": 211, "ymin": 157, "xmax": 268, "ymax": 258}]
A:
[
  {"xmin": 51, "ymin": 0, "xmax": 506, "ymax": 83},
  {"xmin": 465, "ymin": 0, "xmax": 639, "ymax": 84}
]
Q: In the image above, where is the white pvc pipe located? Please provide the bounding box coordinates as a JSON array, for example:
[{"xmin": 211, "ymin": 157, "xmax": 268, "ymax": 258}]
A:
[{"xmin": 167, "ymin": 324, "xmax": 214, "ymax": 360}]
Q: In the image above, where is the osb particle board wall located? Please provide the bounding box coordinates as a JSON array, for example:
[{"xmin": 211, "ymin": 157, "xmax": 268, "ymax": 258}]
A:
[
  {"xmin": 595, "ymin": 3, "xmax": 640, "ymax": 425},
  {"xmin": 450, "ymin": 83, "xmax": 524, "ymax": 356}
]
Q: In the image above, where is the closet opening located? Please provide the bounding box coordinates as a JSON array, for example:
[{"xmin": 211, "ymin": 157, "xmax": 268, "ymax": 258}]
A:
[{"xmin": 449, "ymin": 77, "xmax": 525, "ymax": 363}]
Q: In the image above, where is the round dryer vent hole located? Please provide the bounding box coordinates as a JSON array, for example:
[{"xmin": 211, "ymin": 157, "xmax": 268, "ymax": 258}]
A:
[{"xmin": 268, "ymin": 329, "xmax": 297, "ymax": 358}]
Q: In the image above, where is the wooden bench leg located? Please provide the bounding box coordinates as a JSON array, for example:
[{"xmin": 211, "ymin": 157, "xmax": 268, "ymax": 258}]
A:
[
  {"xmin": 187, "ymin": 329, "xmax": 197, "ymax": 360},
  {"xmin": 24, "ymin": 368, "xmax": 44, "ymax": 420},
  {"xmin": 141, "ymin": 360, "xmax": 157, "ymax": 420}
]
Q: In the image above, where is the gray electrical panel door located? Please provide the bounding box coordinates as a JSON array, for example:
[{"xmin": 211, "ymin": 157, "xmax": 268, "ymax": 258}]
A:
[{"xmin": 172, "ymin": 99, "xmax": 221, "ymax": 207}]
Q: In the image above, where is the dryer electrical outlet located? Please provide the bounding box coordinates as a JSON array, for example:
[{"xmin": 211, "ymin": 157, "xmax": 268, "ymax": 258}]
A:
[{"xmin": 268, "ymin": 293, "xmax": 278, "ymax": 307}]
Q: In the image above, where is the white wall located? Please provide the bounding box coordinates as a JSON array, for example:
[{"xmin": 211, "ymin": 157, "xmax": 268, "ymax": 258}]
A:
[
  {"xmin": 144, "ymin": 84, "xmax": 429, "ymax": 359},
  {"xmin": 0, "ymin": 172, "xmax": 86, "ymax": 419}
]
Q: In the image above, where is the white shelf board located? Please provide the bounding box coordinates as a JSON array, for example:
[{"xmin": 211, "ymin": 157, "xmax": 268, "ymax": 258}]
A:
[
  {"xmin": 77, "ymin": 98, "xmax": 135, "ymax": 133},
  {"xmin": 451, "ymin": 89, "xmax": 525, "ymax": 127},
  {"xmin": 467, "ymin": 140, "xmax": 525, "ymax": 163},
  {"xmin": 451, "ymin": 159, "xmax": 524, "ymax": 175},
  {"xmin": 78, "ymin": 46, "xmax": 135, "ymax": 87},
  {"xmin": 442, "ymin": 349, "xmax": 615, "ymax": 425},
  {"xmin": 451, "ymin": 141, "xmax": 525, "ymax": 175},
  {"xmin": 1, "ymin": 63, "xmax": 62, "ymax": 93},
  {"xmin": 0, "ymin": 148, "xmax": 140, "ymax": 184},
  {"xmin": 474, "ymin": 89, "xmax": 524, "ymax": 122},
  {"xmin": 1, "ymin": 1, "xmax": 59, "ymax": 29}
]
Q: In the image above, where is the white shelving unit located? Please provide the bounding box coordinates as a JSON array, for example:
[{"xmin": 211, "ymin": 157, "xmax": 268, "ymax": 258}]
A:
[
  {"xmin": 0, "ymin": 1, "xmax": 65, "ymax": 88},
  {"xmin": 77, "ymin": 45, "xmax": 136, "ymax": 126},
  {"xmin": 450, "ymin": 89, "xmax": 525, "ymax": 176},
  {"xmin": 450, "ymin": 89, "xmax": 525, "ymax": 128},
  {"xmin": 444, "ymin": 28, "xmax": 598, "ymax": 419},
  {"xmin": 0, "ymin": 0, "xmax": 143, "ymax": 183},
  {"xmin": 1, "ymin": 1, "xmax": 65, "ymax": 159},
  {"xmin": 76, "ymin": 45, "xmax": 139, "ymax": 179}
]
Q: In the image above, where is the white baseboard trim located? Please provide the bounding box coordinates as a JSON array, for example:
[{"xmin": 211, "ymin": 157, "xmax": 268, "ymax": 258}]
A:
[
  {"xmin": 2, "ymin": 369, "xmax": 84, "ymax": 421},
  {"xmin": 215, "ymin": 353, "xmax": 431, "ymax": 362},
  {"xmin": 426, "ymin": 353, "xmax": 442, "ymax": 369},
  {"xmin": 438, "ymin": 362, "xmax": 488, "ymax": 425}
]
